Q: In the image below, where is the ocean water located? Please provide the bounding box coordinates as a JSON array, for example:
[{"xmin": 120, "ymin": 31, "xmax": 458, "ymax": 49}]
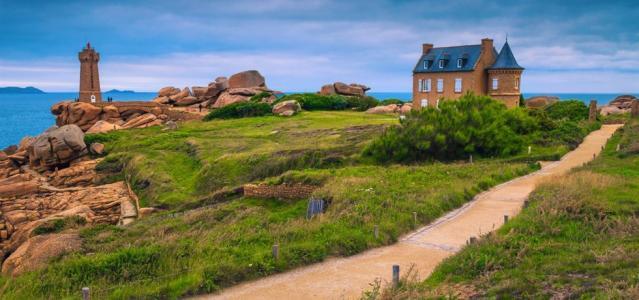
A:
[
  {"xmin": 0, "ymin": 91, "xmax": 635, "ymax": 149},
  {"xmin": 0, "ymin": 92, "xmax": 155, "ymax": 149}
]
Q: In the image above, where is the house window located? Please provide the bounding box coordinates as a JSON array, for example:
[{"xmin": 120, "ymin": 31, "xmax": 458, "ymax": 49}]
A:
[
  {"xmin": 418, "ymin": 79, "xmax": 423, "ymax": 92},
  {"xmin": 420, "ymin": 99, "xmax": 428, "ymax": 107},
  {"xmin": 515, "ymin": 77, "xmax": 520, "ymax": 90},
  {"xmin": 437, "ymin": 79, "xmax": 444, "ymax": 93},
  {"xmin": 457, "ymin": 59, "xmax": 463, "ymax": 68},
  {"xmin": 492, "ymin": 78, "xmax": 499, "ymax": 90},
  {"xmin": 454, "ymin": 78, "xmax": 462, "ymax": 93},
  {"xmin": 424, "ymin": 60, "xmax": 432, "ymax": 69},
  {"xmin": 424, "ymin": 79, "xmax": 431, "ymax": 92},
  {"xmin": 438, "ymin": 60, "xmax": 444, "ymax": 68}
]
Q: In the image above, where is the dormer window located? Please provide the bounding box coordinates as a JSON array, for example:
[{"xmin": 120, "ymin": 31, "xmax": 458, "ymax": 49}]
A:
[
  {"xmin": 457, "ymin": 58, "xmax": 463, "ymax": 68},
  {"xmin": 424, "ymin": 60, "xmax": 432, "ymax": 69},
  {"xmin": 438, "ymin": 60, "xmax": 445, "ymax": 68}
]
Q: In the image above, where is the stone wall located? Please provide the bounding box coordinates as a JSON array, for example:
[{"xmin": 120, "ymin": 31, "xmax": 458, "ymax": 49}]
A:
[{"xmin": 243, "ymin": 183, "xmax": 318, "ymax": 200}]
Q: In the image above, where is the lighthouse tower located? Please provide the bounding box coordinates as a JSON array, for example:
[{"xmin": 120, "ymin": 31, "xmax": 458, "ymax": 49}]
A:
[{"xmin": 78, "ymin": 42, "xmax": 102, "ymax": 103}]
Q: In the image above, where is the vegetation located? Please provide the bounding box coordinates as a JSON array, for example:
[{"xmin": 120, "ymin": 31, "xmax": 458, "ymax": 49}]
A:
[
  {"xmin": 277, "ymin": 93, "xmax": 349, "ymax": 111},
  {"xmin": 345, "ymin": 95, "xmax": 379, "ymax": 111},
  {"xmin": 364, "ymin": 94, "xmax": 538, "ymax": 162},
  {"xmin": 380, "ymin": 98, "xmax": 405, "ymax": 106},
  {"xmin": 203, "ymin": 102, "xmax": 272, "ymax": 120},
  {"xmin": 378, "ymin": 120, "xmax": 639, "ymax": 299},
  {"xmin": 0, "ymin": 161, "xmax": 534, "ymax": 299},
  {"xmin": 0, "ymin": 109, "xmax": 542, "ymax": 299},
  {"xmin": 364, "ymin": 94, "xmax": 601, "ymax": 163}
]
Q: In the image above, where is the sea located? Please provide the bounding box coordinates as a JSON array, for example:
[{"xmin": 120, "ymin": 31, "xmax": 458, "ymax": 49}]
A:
[{"xmin": 0, "ymin": 91, "xmax": 635, "ymax": 149}]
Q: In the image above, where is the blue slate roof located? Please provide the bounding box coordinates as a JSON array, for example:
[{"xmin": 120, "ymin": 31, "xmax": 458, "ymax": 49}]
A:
[
  {"xmin": 490, "ymin": 41, "xmax": 524, "ymax": 70},
  {"xmin": 413, "ymin": 45, "xmax": 496, "ymax": 73}
]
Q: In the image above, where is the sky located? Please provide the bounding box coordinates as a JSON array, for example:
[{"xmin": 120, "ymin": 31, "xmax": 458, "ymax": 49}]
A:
[{"xmin": 1, "ymin": 0, "xmax": 638, "ymax": 93}]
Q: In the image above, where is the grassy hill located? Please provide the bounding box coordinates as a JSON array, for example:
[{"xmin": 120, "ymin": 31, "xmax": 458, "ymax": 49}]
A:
[
  {"xmin": 0, "ymin": 111, "xmax": 538, "ymax": 299},
  {"xmin": 380, "ymin": 120, "xmax": 639, "ymax": 298}
]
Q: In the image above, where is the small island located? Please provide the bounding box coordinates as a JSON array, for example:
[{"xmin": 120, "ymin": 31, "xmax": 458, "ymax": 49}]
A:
[
  {"xmin": 104, "ymin": 89, "xmax": 135, "ymax": 93},
  {"xmin": 0, "ymin": 86, "xmax": 45, "ymax": 94}
]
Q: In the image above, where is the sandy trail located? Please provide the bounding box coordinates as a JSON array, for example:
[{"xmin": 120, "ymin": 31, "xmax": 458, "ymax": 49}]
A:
[{"xmin": 194, "ymin": 125, "xmax": 621, "ymax": 300}]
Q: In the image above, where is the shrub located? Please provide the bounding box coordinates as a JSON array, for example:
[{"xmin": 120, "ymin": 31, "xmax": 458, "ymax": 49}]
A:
[
  {"xmin": 249, "ymin": 91, "xmax": 272, "ymax": 102},
  {"xmin": 204, "ymin": 102, "xmax": 272, "ymax": 120},
  {"xmin": 345, "ymin": 96, "xmax": 379, "ymax": 111},
  {"xmin": 363, "ymin": 93, "xmax": 537, "ymax": 163},
  {"xmin": 380, "ymin": 98, "xmax": 405, "ymax": 105},
  {"xmin": 545, "ymin": 100, "xmax": 589, "ymax": 121},
  {"xmin": 277, "ymin": 93, "xmax": 348, "ymax": 111}
]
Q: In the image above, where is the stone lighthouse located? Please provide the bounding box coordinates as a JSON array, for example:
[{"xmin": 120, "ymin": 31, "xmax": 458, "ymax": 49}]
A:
[{"xmin": 78, "ymin": 42, "xmax": 102, "ymax": 103}]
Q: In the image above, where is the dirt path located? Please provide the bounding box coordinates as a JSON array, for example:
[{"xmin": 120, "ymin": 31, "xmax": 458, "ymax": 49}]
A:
[{"xmin": 194, "ymin": 125, "xmax": 622, "ymax": 300}]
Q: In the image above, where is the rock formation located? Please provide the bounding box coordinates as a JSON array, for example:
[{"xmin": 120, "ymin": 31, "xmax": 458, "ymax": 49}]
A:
[
  {"xmin": 272, "ymin": 100, "xmax": 301, "ymax": 117},
  {"xmin": 153, "ymin": 70, "xmax": 274, "ymax": 109},
  {"xmin": 0, "ymin": 124, "xmax": 139, "ymax": 274},
  {"xmin": 319, "ymin": 82, "xmax": 370, "ymax": 97},
  {"xmin": 599, "ymin": 95, "xmax": 638, "ymax": 116},
  {"xmin": 51, "ymin": 101, "xmax": 171, "ymax": 132},
  {"xmin": 366, "ymin": 104, "xmax": 400, "ymax": 114},
  {"xmin": 525, "ymin": 96, "xmax": 559, "ymax": 108}
]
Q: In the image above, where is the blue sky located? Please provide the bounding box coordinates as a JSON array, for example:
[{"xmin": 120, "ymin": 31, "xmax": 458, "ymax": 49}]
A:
[{"xmin": 1, "ymin": 0, "xmax": 638, "ymax": 93}]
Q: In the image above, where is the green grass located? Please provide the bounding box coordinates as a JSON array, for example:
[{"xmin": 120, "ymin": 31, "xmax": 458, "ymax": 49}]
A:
[
  {"xmin": 379, "ymin": 120, "xmax": 639, "ymax": 299},
  {"xmin": 87, "ymin": 111, "xmax": 397, "ymax": 209},
  {"xmin": 0, "ymin": 110, "xmax": 538, "ymax": 299}
]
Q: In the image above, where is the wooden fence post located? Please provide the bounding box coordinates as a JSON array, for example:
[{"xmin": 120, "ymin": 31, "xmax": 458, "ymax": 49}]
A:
[
  {"xmin": 82, "ymin": 287, "xmax": 90, "ymax": 300},
  {"xmin": 392, "ymin": 265, "xmax": 400, "ymax": 287},
  {"xmin": 412, "ymin": 212, "xmax": 417, "ymax": 224},
  {"xmin": 374, "ymin": 225, "xmax": 379, "ymax": 239},
  {"xmin": 504, "ymin": 215, "xmax": 509, "ymax": 224},
  {"xmin": 272, "ymin": 244, "xmax": 279, "ymax": 260}
]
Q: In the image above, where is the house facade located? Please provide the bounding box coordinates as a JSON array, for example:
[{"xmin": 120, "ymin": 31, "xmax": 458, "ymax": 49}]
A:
[{"xmin": 412, "ymin": 38, "xmax": 523, "ymax": 109}]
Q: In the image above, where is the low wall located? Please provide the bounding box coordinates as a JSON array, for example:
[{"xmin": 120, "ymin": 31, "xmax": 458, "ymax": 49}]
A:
[{"xmin": 243, "ymin": 183, "xmax": 318, "ymax": 200}]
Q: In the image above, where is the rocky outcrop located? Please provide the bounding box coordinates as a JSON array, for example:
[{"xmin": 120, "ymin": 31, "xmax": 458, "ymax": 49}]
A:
[
  {"xmin": 272, "ymin": 100, "xmax": 301, "ymax": 117},
  {"xmin": 2, "ymin": 233, "xmax": 81, "ymax": 276},
  {"xmin": 86, "ymin": 120, "xmax": 122, "ymax": 134},
  {"xmin": 28, "ymin": 125, "xmax": 88, "ymax": 171},
  {"xmin": 366, "ymin": 104, "xmax": 400, "ymax": 114},
  {"xmin": 319, "ymin": 82, "xmax": 370, "ymax": 97},
  {"xmin": 525, "ymin": 96, "xmax": 559, "ymax": 108},
  {"xmin": 52, "ymin": 101, "xmax": 168, "ymax": 132},
  {"xmin": 400, "ymin": 103, "xmax": 413, "ymax": 115},
  {"xmin": 599, "ymin": 95, "xmax": 638, "ymax": 116},
  {"xmin": 155, "ymin": 70, "xmax": 272, "ymax": 109}
]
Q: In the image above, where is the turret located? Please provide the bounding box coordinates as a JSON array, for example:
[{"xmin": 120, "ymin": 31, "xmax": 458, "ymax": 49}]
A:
[{"xmin": 487, "ymin": 40, "xmax": 523, "ymax": 108}]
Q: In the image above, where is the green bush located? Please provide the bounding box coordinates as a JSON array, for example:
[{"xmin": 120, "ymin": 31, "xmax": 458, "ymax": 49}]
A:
[
  {"xmin": 249, "ymin": 91, "xmax": 272, "ymax": 102},
  {"xmin": 363, "ymin": 93, "xmax": 538, "ymax": 162},
  {"xmin": 380, "ymin": 99, "xmax": 405, "ymax": 105},
  {"xmin": 204, "ymin": 102, "xmax": 272, "ymax": 120},
  {"xmin": 545, "ymin": 100, "xmax": 589, "ymax": 121},
  {"xmin": 278, "ymin": 93, "xmax": 348, "ymax": 111},
  {"xmin": 345, "ymin": 96, "xmax": 379, "ymax": 111}
]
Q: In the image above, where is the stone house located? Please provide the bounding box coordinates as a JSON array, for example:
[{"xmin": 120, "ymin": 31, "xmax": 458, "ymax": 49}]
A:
[{"xmin": 412, "ymin": 38, "xmax": 524, "ymax": 108}]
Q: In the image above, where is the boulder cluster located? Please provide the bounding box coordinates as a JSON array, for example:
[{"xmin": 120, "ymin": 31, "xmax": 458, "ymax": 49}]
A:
[
  {"xmin": 525, "ymin": 96, "xmax": 559, "ymax": 108},
  {"xmin": 153, "ymin": 70, "xmax": 278, "ymax": 109},
  {"xmin": 319, "ymin": 82, "xmax": 370, "ymax": 97},
  {"xmin": 366, "ymin": 103, "xmax": 413, "ymax": 115},
  {"xmin": 0, "ymin": 125, "xmax": 137, "ymax": 275},
  {"xmin": 51, "ymin": 101, "xmax": 177, "ymax": 134},
  {"xmin": 600, "ymin": 95, "xmax": 638, "ymax": 116}
]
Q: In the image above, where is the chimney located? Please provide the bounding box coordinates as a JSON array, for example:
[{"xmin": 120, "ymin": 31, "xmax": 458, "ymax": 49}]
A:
[
  {"xmin": 422, "ymin": 43, "xmax": 433, "ymax": 55},
  {"xmin": 481, "ymin": 38, "xmax": 493, "ymax": 52}
]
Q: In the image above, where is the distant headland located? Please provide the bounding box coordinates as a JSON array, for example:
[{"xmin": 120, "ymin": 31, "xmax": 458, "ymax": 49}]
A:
[{"xmin": 0, "ymin": 86, "xmax": 45, "ymax": 94}]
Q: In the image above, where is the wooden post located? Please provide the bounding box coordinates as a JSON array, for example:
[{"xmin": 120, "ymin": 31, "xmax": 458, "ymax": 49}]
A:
[
  {"xmin": 82, "ymin": 287, "xmax": 90, "ymax": 300},
  {"xmin": 469, "ymin": 236, "xmax": 477, "ymax": 244},
  {"xmin": 272, "ymin": 244, "xmax": 279, "ymax": 260},
  {"xmin": 523, "ymin": 200, "xmax": 529, "ymax": 208},
  {"xmin": 469, "ymin": 155, "xmax": 473, "ymax": 164},
  {"xmin": 374, "ymin": 225, "xmax": 379, "ymax": 239},
  {"xmin": 504, "ymin": 215, "xmax": 509, "ymax": 224},
  {"xmin": 528, "ymin": 146, "xmax": 531, "ymax": 155},
  {"xmin": 412, "ymin": 212, "xmax": 417, "ymax": 224},
  {"xmin": 392, "ymin": 265, "xmax": 400, "ymax": 287},
  {"xmin": 593, "ymin": 153, "xmax": 596, "ymax": 159},
  {"xmin": 632, "ymin": 100, "xmax": 639, "ymax": 118},
  {"xmin": 588, "ymin": 100, "xmax": 597, "ymax": 121},
  {"xmin": 617, "ymin": 144, "xmax": 621, "ymax": 152}
]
